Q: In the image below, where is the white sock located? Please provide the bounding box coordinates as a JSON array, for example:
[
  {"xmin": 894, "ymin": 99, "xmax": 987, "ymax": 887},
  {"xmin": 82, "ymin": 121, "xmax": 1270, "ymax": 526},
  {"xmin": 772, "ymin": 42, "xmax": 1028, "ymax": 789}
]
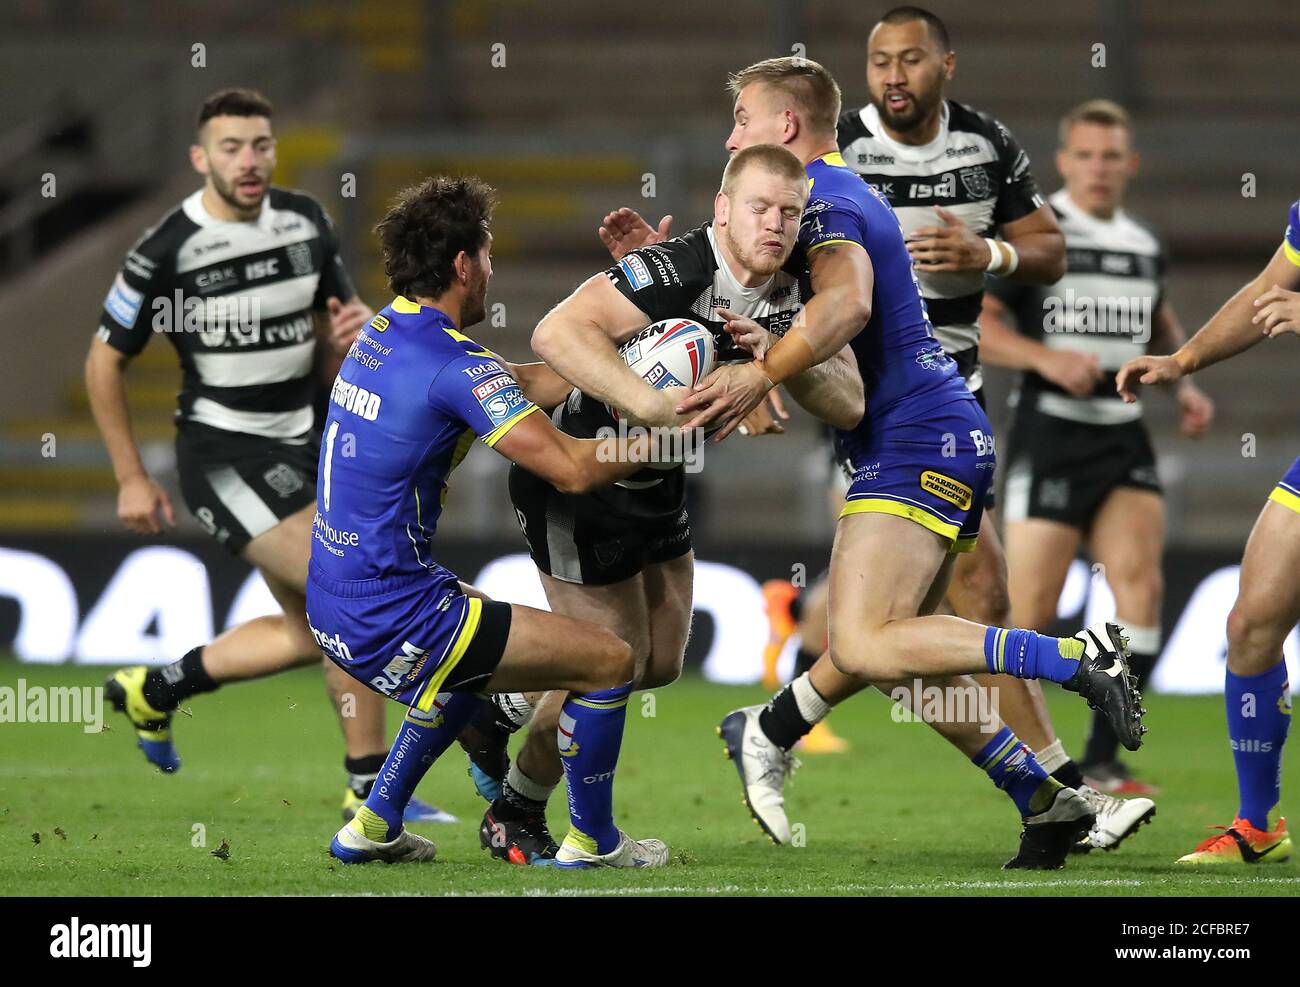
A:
[
  {"xmin": 494, "ymin": 692, "xmax": 536, "ymax": 730},
  {"xmin": 506, "ymin": 760, "xmax": 557, "ymax": 803},
  {"xmin": 792, "ymin": 673, "xmax": 832, "ymax": 725},
  {"xmin": 1035, "ymin": 737, "xmax": 1070, "ymax": 775},
  {"xmin": 1120, "ymin": 623, "xmax": 1161, "ymax": 655}
]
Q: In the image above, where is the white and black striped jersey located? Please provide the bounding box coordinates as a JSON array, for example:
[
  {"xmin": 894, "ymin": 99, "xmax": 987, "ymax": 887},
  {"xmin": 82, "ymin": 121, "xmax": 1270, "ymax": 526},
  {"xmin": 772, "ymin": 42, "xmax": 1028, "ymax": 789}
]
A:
[
  {"xmin": 989, "ymin": 189, "xmax": 1166, "ymax": 425},
  {"xmin": 555, "ymin": 222, "xmax": 805, "ymax": 517},
  {"xmin": 563, "ymin": 221, "xmax": 805, "ymax": 439},
  {"xmin": 837, "ymin": 100, "xmax": 1045, "ymax": 392},
  {"xmin": 96, "ymin": 187, "xmax": 353, "ymax": 441}
]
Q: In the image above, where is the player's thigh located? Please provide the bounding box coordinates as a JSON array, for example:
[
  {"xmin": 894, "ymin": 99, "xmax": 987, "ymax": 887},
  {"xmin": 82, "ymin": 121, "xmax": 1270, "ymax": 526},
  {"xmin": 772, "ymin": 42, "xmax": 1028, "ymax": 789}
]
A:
[
  {"xmin": 1002, "ymin": 517, "xmax": 1082, "ymax": 629},
  {"xmin": 1088, "ymin": 487, "xmax": 1164, "ymax": 618},
  {"xmin": 828, "ymin": 512, "xmax": 948, "ymax": 663},
  {"xmin": 946, "ymin": 509, "xmax": 1010, "ymax": 625},
  {"xmin": 1227, "ymin": 499, "xmax": 1300, "ymax": 672},
  {"xmin": 639, "ymin": 551, "xmax": 695, "ymax": 688},
  {"xmin": 485, "ymin": 604, "xmax": 634, "ymax": 695},
  {"xmin": 538, "ymin": 569, "xmax": 651, "ymax": 668},
  {"xmin": 242, "ymin": 502, "xmax": 314, "ymax": 589}
]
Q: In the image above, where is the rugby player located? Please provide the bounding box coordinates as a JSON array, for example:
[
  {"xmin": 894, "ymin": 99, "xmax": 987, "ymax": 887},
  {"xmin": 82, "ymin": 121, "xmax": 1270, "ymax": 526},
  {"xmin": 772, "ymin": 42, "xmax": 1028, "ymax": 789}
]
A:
[
  {"xmin": 602, "ymin": 11, "xmax": 1156, "ymax": 854},
  {"xmin": 1117, "ymin": 199, "xmax": 1300, "ymax": 864},
  {"xmin": 671, "ymin": 56, "xmax": 1145, "ymax": 866},
  {"xmin": 314, "ymin": 175, "xmax": 680, "ymax": 868},
  {"xmin": 469, "ymin": 145, "xmax": 866, "ymax": 864},
  {"xmin": 89, "ymin": 89, "xmax": 447, "ymax": 823},
  {"xmin": 982, "ymin": 100, "xmax": 1214, "ymax": 797}
]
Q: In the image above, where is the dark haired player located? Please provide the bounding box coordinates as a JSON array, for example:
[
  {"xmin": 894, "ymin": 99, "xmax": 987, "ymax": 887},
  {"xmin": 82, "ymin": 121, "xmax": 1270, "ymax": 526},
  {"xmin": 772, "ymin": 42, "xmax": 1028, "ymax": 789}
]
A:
[
  {"xmin": 90, "ymin": 89, "xmax": 447, "ymax": 823},
  {"xmin": 313, "ymin": 175, "xmax": 678, "ymax": 867}
]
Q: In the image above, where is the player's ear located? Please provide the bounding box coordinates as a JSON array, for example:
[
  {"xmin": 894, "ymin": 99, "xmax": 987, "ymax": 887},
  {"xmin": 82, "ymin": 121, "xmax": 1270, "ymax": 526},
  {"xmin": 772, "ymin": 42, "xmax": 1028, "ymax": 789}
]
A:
[
  {"xmin": 943, "ymin": 50, "xmax": 956, "ymax": 82},
  {"xmin": 453, "ymin": 249, "xmax": 469, "ymax": 285},
  {"xmin": 189, "ymin": 143, "xmax": 209, "ymax": 177},
  {"xmin": 714, "ymin": 190, "xmax": 729, "ymax": 228},
  {"xmin": 1127, "ymin": 149, "xmax": 1141, "ymax": 180}
]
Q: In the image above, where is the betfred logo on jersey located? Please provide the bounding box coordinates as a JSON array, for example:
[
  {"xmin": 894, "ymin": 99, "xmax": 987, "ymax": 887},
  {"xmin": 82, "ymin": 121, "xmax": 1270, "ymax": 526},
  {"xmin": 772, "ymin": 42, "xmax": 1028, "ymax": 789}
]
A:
[
  {"xmin": 618, "ymin": 254, "xmax": 653, "ymax": 291},
  {"xmin": 472, "ymin": 374, "xmax": 514, "ymax": 401}
]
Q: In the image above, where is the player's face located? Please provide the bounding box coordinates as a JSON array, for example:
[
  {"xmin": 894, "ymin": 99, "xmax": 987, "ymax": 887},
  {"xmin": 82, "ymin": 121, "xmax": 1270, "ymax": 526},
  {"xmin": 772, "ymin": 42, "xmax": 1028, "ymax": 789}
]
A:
[
  {"xmin": 1056, "ymin": 122, "xmax": 1137, "ymax": 218},
  {"xmin": 193, "ymin": 115, "xmax": 276, "ymax": 215},
  {"xmin": 866, "ymin": 20, "xmax": 952, "ymax": 134},
  {"xmin": 461, "ymin": 235, "xmax": 493, "ymax": 328},
  {"xmin": 726, "ymin": 84, "xmax": 793, "ymax": 153},
  {"xmin": 717, "ymin": 166, "xmax": 805, "ymax": 278}
]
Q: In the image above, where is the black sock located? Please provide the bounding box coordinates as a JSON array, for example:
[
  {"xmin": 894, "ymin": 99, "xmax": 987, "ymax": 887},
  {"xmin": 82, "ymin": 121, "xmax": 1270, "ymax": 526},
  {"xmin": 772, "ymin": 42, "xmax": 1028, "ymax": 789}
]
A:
[
  {"xmin": 758, "ymin": 682, "xmax": 814, "ymax": 751},
  {"xmin": 345, "ymin": 753, "xmax": 386, "ymax": 798},
  {"xmin": 494, "ymin": 781, "xmax": 548, "ymax": 821},
  {"xmin": 1052, "ymin": 759, "xmax": 1085, "ymax": 790},
  {"xmin": 1082, "ymin": 649, "xmax": 1157, "ymax": 766},
  {"xmin": 793, "ymin": 646, "xmax": 820, "ymax": 679},
  {"xmin": 142, "ymin": 646, "xmax": 218, "ymax": 712}
]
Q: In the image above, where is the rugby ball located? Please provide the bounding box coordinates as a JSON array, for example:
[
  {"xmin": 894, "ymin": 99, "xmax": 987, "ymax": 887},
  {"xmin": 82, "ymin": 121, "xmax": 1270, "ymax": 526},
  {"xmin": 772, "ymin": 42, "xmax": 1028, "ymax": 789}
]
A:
[{"xmin": 609, "ymin": 318, "xmax": 717, "ymax": 424}]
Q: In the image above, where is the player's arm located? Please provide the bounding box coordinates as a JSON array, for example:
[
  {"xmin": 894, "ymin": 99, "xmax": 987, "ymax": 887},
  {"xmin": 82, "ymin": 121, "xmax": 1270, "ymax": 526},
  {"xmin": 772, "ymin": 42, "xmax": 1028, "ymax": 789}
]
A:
[
  {"xmin": 715, "ymin": 306, "xmax": 863, "ymax": 429},
  {"xmin": 1145, "ymin": 298, "xmax": 1215, "ymax": 436},
  {"xmin": 678, "ymin": 241, "xmax": 874, "ymax": 438},
  {"xmin": 531, "ymin": 273, "xmax": 677, "ymax": 427},
  {"xmin": 979, "ymin": 291, "xmax": 1101, "ymax": 397},
  {"xmin": 500, "ymin": 360, "xmax": 576, "ymax": 411},
  {"xmin": 908, "ymin": 204, "xmax": 1065, "ymax": 284},
  {"xmin": 84, "ymin": 337, "xmax": 175, "ymax": 535},
  {"xmin": 782, "ymin": 345, "xmax": 865, "ymax": 430},
  {"xmin": 1117, "ymin": 242, "xmax": 1300, "ymax": 400},
  {"xmin": 86, "ymin": 246, "xmax": 176, "ymax": 535},
  {"xmin": 488, "ymin": 404, "xmax": 680, "ymax": 494}
]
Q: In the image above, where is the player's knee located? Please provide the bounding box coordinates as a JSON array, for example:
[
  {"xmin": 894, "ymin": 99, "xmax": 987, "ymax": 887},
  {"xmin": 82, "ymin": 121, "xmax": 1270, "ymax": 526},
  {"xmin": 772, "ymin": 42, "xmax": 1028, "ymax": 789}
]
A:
[
  {"xmin": 638, "ymin": 655, "xmax": 683, "ymax": 690},
  {"xmin": 589, "ymin": 633, "xmax": 635, "ymax": 690},
  {"xmin": 1226, "ymin": 598, "xmax": 1288, "ymax": 674},
  {"xmin": 957, "ymin": 565, "xmax": 1010, "ymax": 625}
]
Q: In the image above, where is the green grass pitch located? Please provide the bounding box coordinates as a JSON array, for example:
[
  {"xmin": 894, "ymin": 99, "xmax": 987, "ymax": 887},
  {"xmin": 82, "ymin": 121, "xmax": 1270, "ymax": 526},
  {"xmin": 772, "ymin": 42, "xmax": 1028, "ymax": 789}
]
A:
[{"xmin": 2, "ymin": 657, "xmax": 1297, "ymax": 896}]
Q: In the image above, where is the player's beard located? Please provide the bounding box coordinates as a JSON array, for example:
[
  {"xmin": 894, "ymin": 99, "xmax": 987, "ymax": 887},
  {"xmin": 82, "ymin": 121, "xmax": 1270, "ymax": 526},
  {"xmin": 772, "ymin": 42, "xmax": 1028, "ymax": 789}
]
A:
[
  {"xmin": 210, "ymin": 169, "xmax": 266, "ymax": 218},
  {"xmin": 461, "ymin": 270, "xmax": 489, "ymax": 328},
  {"xmin": 722, "ymin": 224, "xmax": 784, "ymax": 279},
  {"xmin": 873, "ymin": 86, "xmax": 941, "ymax": 134}
]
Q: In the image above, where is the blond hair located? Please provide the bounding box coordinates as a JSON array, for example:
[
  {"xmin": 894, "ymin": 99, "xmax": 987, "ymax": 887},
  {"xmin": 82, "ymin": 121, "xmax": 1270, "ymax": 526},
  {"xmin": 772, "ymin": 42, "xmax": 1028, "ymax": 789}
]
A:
[
  {"xmin": 727, "ymin": 57, "xmax": 842, "ymax": 138},
  {"xmin": 720, "ymin": 143, "xmax": 808, "ymax": 198},
  {"xmin": 1058, "ymin": 99, "xmax": 1132, "ymax": 147}
]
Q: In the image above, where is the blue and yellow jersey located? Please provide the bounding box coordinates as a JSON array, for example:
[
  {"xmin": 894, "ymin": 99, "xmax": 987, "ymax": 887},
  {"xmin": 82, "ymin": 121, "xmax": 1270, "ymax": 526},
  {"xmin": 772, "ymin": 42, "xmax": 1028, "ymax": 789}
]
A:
[
  {"xmin": 800, "ymin": 152, "xmax": 969, "ymax": 431},
  {"xmin": 310, "ymin": 296, "xmax": 538, "ymax": 588},
  {"xmin": 1285, "ymin": 199, "xmax": 1300, "ymax": 268}
]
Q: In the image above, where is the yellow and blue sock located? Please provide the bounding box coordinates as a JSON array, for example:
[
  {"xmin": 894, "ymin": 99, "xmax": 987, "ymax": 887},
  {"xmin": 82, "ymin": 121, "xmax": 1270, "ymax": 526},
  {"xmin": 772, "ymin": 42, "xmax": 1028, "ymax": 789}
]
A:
[
  {"xmin": 984, "ymin": 627, "xmax": 1084, "ymax": 684},
  {"xmin": 558, "ymin": 683, "xmax": 633, "ymax": 855},
  {"xmin": 1226, "ymin": 661, "xmax": 1292, "ymax": 830},
  {"xmin": 974, "ymin": 726, "xmax": 1061, "ymax": 818},
  {"xmin": 361, "ymin": 692, "xmax": 477, "ymax": 842}
]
